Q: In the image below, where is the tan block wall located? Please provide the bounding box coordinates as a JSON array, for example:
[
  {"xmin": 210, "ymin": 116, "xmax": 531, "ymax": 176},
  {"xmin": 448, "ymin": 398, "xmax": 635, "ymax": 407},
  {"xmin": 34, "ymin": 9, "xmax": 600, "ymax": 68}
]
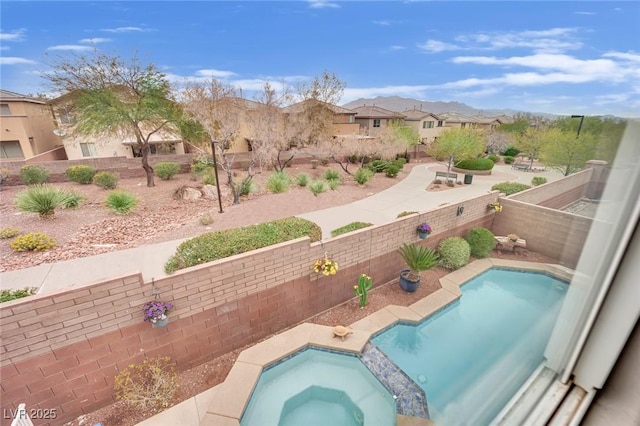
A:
[{"xmin": 509, "ymin": 169, "xmax": 592, "ymax": 208}]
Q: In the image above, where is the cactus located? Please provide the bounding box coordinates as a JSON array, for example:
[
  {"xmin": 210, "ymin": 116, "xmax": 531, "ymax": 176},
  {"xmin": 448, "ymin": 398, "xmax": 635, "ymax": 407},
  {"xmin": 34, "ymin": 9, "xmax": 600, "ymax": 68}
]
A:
[{"xmin": 353, "ymin": 274, "xmax": 373, "ymax": 308}]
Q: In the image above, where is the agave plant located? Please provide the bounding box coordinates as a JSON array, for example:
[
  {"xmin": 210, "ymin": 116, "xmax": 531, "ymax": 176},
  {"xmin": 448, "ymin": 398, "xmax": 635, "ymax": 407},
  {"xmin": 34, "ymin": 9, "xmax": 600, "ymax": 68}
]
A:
[
  {"xmin": 398, "ymin": 243, "xmax": 439, "ymax": 282},
  {"xmin": 14, "ymin": 185, "xmax": 77, "ymax": 219}
]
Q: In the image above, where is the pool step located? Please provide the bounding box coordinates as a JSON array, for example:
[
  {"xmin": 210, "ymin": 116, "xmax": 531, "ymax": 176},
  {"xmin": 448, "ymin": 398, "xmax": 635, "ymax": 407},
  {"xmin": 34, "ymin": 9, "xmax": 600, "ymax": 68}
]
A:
[{"xmin": 360, "ymin": 343, "xmax": 430, "ymax": 419}]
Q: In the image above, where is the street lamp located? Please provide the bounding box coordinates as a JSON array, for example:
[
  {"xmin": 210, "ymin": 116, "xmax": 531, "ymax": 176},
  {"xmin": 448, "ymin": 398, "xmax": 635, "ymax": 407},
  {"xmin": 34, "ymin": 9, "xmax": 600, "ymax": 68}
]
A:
[
  {"xmin": 210, "ymin": 139, "xmax": 224, "ymax": 213},
  {"xmin": 571, "ymin": 115, "xmax": 585, "ymax": 138}
]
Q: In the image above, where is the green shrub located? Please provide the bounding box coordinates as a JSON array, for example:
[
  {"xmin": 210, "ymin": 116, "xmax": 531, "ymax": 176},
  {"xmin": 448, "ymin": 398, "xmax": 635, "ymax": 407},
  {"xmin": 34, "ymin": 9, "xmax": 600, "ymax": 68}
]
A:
[
  {"xmin": 93, "ymin": 171, "xmax": 118, "ymax": 189},
  {"xmin": 19, "ymin": 165, "xmax": 50, "ymax": 185},
  {"xmin": 464, "ymin": 227, "xmax": 495, "ymax": 258},
  {"xmin": 455, "ymin": 158, "xmax": 495, "ymax": 171},
  {"xmin": 236, "ymin": 178, "xmax": 257, "ymax": 196},
  {"xmin": 63, "ymin": 190, "xmax": 85, "ymax": 209},
  {"xmin": 353, "ymin": 168, "xmax": 374, "ymax": 185},
  {"xmin": 154, "ymin": 162, "xmax": 181, "ymax": 180},
  {"xmin": 65, "ymin": 165, "xmax": 96, "ymax": 184},
  {"xmin": 491, "ymin": 182, "xmax": 531, "ymax": 195},
  {"xmin": 309, "ymin": 180, "xmax": 327, "ymax": 196},
  {"xmin": 165, "ymin": 217, "xmax": 321, "ymax": 273},
  {"xmin": 114, "ymin": 355, "xmax": 178, "ymax": 411},
  {"xmin": 488, "ymin": 154, "xmax": 500, "ymax": 164},
  {"xmin": 438, "ymin": 237, "xmax": 471, "ymax": 270},
  {"xmin": 328, "ymin": 179, "xmax": 340, "ymax": 190},
  {"xmin": 396, "ymin": 211, "xmax": 418, "ymax": 218},
  {"xmin": 10, "ymin": 232, "xmax": 57, "ymax": 252},
  {"xmin": 202, "ymin": 170, "xmax": 217, "ymax": 185},
  {"xmin": 331, "ymin": 222, "xmax": 372, "ymax": 237},
  {"xmin": 0, "ymin": 226, "xmax": 20, "ymax": 239},
  {"xmin": 392, "ymin": 158, "xmax": 406, "ymax": 170},
  {"xmin": 106, "ymin": 190, "xmax": 138, "ymax": 214},
  {"xmin": 14, "ymin": 185, "xmax": 77, "ymax": 218},
  {"xmin": 369, "ymin": 160, "xmax": 388, "ymax": 173},
  {"xmin": 266, "ymin": 171, "xmax": 291, "ymax": 193},
  {"xmin": 296, "ymin": 173, "xmax": 310, "ymax": 187},
  {"xmin": 532, "ymin": 176, "xmax": 547, "ymax": 186},
  {"xmin": 503, "ymin": 156, "xmax": 515, "ymax": 164},
  {"xmin": 190, "ymin": 155, "xmax": 214, "ymax": 174},
  {"xmin": 384, "ymin": 164, "xmax": 400, "ymax": 178},
  {"xmin": 323, "ymin": 169, "xmax": 341, "ymax": 182},
  {"xmin": 503, "ymin": 147, "xmax": 520, "ymax": 157},
  {"xmin": 1, "ymin": 287, "xmax": 37, "ymax": 303}
]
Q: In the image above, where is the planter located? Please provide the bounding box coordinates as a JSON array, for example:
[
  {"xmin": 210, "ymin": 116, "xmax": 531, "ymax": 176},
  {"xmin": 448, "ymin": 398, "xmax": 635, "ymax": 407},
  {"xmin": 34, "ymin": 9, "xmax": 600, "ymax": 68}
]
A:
[
  {"xmin": 399, "ymin": 269, "xmax": 420, "ymax": 292},
  {"xmin": 152, "ymin": 317, "xmax": 169, "ymax": 328},
  {"xmin": 418, "ymin": 232, "xmax": 429, "ymax": 240},
  {"xmin": 311, "ymin": 159, "xmax": 319, "ymax": 169}
]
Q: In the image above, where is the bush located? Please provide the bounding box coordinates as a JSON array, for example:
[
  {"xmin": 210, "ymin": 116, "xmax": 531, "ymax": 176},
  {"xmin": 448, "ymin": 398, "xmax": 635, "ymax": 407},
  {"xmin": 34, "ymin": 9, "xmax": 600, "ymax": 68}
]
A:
[
  {"xmin": 503, "ymin": 156, "xmax": 515, "ymax": 164},
  {"xmin": 384, "ymin": 164, "xmax": 400, "ymax": 178},
  {"xmin": 465, "ymin": 227, "xmax": 495, "ymax": 258},
  {"xmin": 93, "ymin": 171, "xmax": 118, "ymax": 189},
  {"xmin": 433, "ymin": 179, "xmax": 442, "ymax": 185},
  {"xmin": 106, "ymin": 190, "xmax": 138, "ymax": 214},
  {"xmin": 369, "ymin": 160, "xmax": 388, "ymax": 173},
  {"xmin": 438, "ymin": 237, "xmax": 471, "ymax": 270},
  {"xmin": 328, "ymin": 179, "xmax": 340, "ymax": 190},
  {"xmin": 488, "ymin": 154, "xmax": 501, "ymax": 164},
  {"xmin": 353, "ymin": 168, "xmax": 374, "ymax": 185},
  {"xmin": 503, "ymin": 147, "xmax": 520, "ymax": 157},
  {"xmin": 237, "ymin": 177, "xmax": 257, "ymax": 196},
  {"xmin": 491, "ymin": 182, "xmax": 531, "ymax": 195},
  {"xmin": 155, "ymin": 162, "xmax": 181, "ymax": 180},
  {"xmin": 309, "ymin": 180, "xmax": 327, "ymax": 196},
  {"xmin": 63, "ymin": 190, "xmax": 85, "ymax": 209},
  {"xmin": 202, "ymin": 170, "xmax": 217, "ymax": 185},
  {"xmin": 65, "ymin": 165, "xmax": 96, "ymax": 184},
  {"xmin": 14, "ymin": 185, "xmax": 77, "ymax": 218},
  {"xmin": 331, "ymin": 222, "xmax": 372, "ymax": 237},
  {"xmin": 199, "ymin": 214, "xmax": 214, "ymax": 226},
  {"xmin": 114, "ymin": 356, "xmax": 178, "ymax": 411},
  {"xmin": 1, "ymin": 287, "xmax": 37, "ymax": 303},
  {"xmin": 9, "ymin": 232, "xmax": 57, "ymax": 252},
  {"xmin": 396, "ymin": 211, "xmax": 417, "ymax": 218},
  {"xmin": 0, "ymin": 226, "xmax": 20, "ymax": 239},
  {"xmin": 320, "ymin": 158, "xmax": 330, "ymax": 166},
  {"xmin": 532, "ymin": 176, "xmax": 547, "ymax": 186},
  {"xmin": 455, "ymin": 158, "xmax": 495, "ymax": 171},
  {"xmin": 0, "ymin": 167, "xmax": 10, "ymax": 187},
  {"xmin": 323, "ymin": 169, "xmax": 341, "ymax": 182},
  {"xmin": 20, "ymin": 165, "xmax": 50, "ymax": 185},
  {"xmin": 392, "ymin": 158, "xmax": 406, "ymax": 170},
  {"xmin": 296, "ymin": 173, "xmax": 310, "ymax": 187},
  {"xmin": 190, "ymin": 155, "xmax": 214, "ymax": 175},
  {"xmin": 266, "ymin": 171, "xmax": 291, "ymax": 193},
  {"xmin": 165, "ymin": 217, "xmax": 321, "ymax": 273}
]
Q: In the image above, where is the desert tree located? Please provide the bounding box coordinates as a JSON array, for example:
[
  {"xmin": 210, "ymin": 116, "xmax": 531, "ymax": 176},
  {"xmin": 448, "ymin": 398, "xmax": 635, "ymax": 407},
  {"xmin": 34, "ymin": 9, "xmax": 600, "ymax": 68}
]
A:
[
  {"xmin": 428, "ymin": 128, "xmax": 485, "ymax": 178},
  {"xmin": 44, "ymin": 51, "xmax": 184, "ymax": 187},
  {"xmin": 540, "ymin": 128, "xmax": 598, "ymax": 176},
  {"xmin": 514, "ymin": 126, "xmax": 554, "ymax": 169},
  {"xmin": 483, "ymin": 128, "xmax": 514, "ymax": 155},
  {"xmin": 552, "ymin": 116, "xmax": 627, "ymax": 164}
]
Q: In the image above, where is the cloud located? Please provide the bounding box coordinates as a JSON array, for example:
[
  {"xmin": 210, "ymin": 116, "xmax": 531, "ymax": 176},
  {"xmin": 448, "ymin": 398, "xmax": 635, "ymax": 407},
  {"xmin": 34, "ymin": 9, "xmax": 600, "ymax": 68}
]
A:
[
  {"xmin": 417, "ymin": 39, "xmax": 462, "ymax": 53},
  {"xmin": 0, "ymin": 46, "xmax": 9, "ymax": 51},
  {"xmin": 101, "ymin": 26, "xmax": 154, "ymax": 33},
  {"xmin": 574, "ymin": 11, "xmax": 596, "ymax": 15},
  {"xmin": 595, "ymin": 93, "xmax": 629, "ymax": 105},
  {"xmin": 195, "ymin": 69, "xmax": 238, "ymax": 79},
  {"xmin": 79, "ymin": 38, "xmax": 112, "ymax": 44},
  {"xmin": 47, "ymin": 45, "xmax": 94, "ymax": 52},
  {"xmin": 0, "ymin": 57, "xmax": 37, "ymax": 65},
  {"xmin": 390, "ymin": 45, "xmax": 406, "ymax": 51},
  {"xmin": 307, "ymin": 0, "xmax": 340, "ymax": 9},
  {"xmin": 603, "ymin": 51, "xmax": 640, "ymax": 62},
  {"xmin": 0, "ymin": 29, "xmax": 26, "ymax": 41},
  {"xmin": 372, "ymin": 20, "xmax": 392, "ymax": 26}
]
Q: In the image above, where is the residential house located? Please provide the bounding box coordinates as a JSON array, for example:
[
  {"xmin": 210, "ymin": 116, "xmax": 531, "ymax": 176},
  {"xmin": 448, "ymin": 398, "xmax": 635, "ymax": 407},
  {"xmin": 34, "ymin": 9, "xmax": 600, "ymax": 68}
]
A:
[
  {"xmin": 282, "ymin": 99, "xmax": 359, "ymax": 138},
  {"xmin": 0, "ymin": 89, "xmax": 63, "ymax": 161},
  {"xmin": 470, "ymin": 115, "xmax": 511, "ymax": 130},
  {"xmin": 437, "ymin": 112, "xmax": 478, "ymax": 129},
  {"xmin": 402, "ymin": 110, "xmax": 447, "ymax": 144},
  {"xmin": 350, "ymin": 105, "xmax": 406, "ymax": 136}
]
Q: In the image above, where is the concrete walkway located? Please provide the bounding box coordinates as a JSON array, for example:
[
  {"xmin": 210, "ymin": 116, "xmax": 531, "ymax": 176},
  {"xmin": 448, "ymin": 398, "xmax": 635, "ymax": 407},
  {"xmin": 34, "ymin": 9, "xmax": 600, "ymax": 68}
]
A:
[{"xmin": 0, "ymin": 163, "xmax": 564, "ymax": 295}]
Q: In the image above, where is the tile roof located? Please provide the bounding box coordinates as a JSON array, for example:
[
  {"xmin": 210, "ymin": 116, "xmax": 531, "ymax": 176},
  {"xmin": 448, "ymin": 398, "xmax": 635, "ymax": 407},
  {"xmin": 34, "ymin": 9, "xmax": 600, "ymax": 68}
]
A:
[{"xmin": 350, "ymin": 105, "xmax": 405, "ymax": 119}]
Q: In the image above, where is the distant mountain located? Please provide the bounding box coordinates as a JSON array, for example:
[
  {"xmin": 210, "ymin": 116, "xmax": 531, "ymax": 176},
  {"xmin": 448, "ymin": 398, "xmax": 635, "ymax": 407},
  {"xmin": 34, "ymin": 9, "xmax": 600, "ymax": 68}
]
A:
[{"xmin": 341, "ymin": 96, "xmax": 548, "ymax": 118}]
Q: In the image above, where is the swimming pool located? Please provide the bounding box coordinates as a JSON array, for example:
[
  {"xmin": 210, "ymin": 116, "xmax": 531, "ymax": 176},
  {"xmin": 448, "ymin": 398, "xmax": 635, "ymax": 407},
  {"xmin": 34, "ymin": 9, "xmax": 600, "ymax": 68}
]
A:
[
  {"xmin": 240, "ymin": 348, "xmax": 397, "ymax": 426},
  {"xmin": 372, "ymin": 268, "xmax": 568, "ymax": 426}
]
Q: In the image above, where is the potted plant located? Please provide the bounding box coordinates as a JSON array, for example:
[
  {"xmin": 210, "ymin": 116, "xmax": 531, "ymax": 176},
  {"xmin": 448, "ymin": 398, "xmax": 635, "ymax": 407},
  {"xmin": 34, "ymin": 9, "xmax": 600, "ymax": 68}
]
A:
[
  {"xmin": 398, "ymin": 243, "xmax": 439, "ymax": 292},
  {"xmin": 416, "ymin": 223, "xmax": 432, "ymax": 239},
  {"xmin": 313, "ymin": 256, "xmax": 339, "ymax": 276},
  {"xmin": 143, "ymin": 301, "xmax": 174, "ymax": 328},
  {"xmin": 507, "ymin": 233, "xmax": 520, "ymax": 242}
]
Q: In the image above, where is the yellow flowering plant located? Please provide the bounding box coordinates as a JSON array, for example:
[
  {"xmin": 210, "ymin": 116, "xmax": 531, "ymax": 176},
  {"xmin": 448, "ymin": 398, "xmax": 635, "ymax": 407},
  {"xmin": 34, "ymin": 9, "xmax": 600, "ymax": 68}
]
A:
[
  {"xmin": 313, "ymin": 256, "xmax": 339, "ymax": 276},
  {"xmin": 488, "ymin": 202, "xmax": 503, "ymax": 212}
]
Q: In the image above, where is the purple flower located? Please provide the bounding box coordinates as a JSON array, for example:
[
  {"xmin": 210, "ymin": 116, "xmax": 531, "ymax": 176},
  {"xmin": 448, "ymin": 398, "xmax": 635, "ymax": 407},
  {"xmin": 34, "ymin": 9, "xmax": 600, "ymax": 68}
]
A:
[
  {"xmin": 143, "ymin": 301, "xmax": 174, "ymax": 322},
  {"xmin": 417, "ymin": 223, "xmax": 432, "ymax": 234}
]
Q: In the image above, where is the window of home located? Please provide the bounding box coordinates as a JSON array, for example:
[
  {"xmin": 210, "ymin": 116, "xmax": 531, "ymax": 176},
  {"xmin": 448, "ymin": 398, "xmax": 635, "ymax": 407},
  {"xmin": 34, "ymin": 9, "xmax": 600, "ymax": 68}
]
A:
[
  {"xmin": 437, "ymin": 121, "xmax": 444, "ymax": 127},
  {"xmin": 491, "ymin": 124, "xmax": 497, "ymax": 129},
  {"xmin": 0, "ymin": 104, "xmax": 11, "ymax": 116},
  {"xmin": 423, "ymin": 121, "xmax": 434, "ymax": 129},
  {"xmin": 461, "ymin": 123, "xmax": 466, "ymax": 128},
  {"xmin": 373, "ymin": 119, "xmax": 381, "ymax": 128},
  {"xmin": 349, "ymin": 115, "xmax": 354, "ymax": 123},
  {"xmin": 0, "ymin": 141, "xmax": 24, "ymax": 158},
  {"xmin": 80, "ymin": 143, "xmax": 98, "ymax": 157}
]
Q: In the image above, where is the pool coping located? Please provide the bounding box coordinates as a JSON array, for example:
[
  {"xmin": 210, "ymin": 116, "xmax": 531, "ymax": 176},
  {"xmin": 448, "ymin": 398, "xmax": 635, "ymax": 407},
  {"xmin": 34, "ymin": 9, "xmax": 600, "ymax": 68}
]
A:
[{"xmin": 136, "ymin": 259, "xmax": 574, "ymax": 426}]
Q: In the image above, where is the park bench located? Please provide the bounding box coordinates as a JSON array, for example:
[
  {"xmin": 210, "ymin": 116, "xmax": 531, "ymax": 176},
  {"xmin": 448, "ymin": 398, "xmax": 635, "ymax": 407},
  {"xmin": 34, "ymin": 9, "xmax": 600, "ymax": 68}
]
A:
[
  {"xmin": 512, "ymin": 163, "xmax": 531, "ymax": 172},
  {"xmin": 435, "ymin": 171, "xmax": 458, "ymax": 180}
]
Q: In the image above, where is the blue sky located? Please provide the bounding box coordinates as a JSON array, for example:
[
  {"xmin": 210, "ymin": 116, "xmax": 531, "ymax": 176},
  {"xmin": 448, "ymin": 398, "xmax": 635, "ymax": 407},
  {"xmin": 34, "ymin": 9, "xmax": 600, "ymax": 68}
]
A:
[{"xmin": 1, "ymin": 1, "xmax": 639, "ymax": 117}]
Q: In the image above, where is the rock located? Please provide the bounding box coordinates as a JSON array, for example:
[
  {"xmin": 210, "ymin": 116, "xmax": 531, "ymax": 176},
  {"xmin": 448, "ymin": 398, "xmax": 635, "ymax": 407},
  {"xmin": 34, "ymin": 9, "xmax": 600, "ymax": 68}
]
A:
[{"xmin": 201, "ymin": 185, "xmax": 219, "ymax": 200}]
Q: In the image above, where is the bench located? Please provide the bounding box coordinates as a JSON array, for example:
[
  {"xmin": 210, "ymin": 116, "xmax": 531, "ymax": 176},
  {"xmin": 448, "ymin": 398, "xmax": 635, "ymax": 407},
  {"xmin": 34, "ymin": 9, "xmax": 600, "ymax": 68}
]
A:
[
  {"xmin": 435, "ymin": 171, "xmax": 458, "ymax": 180},
  {"xmin": 512, "ymin": 163, "xmax": 531, "ymax": 171}
]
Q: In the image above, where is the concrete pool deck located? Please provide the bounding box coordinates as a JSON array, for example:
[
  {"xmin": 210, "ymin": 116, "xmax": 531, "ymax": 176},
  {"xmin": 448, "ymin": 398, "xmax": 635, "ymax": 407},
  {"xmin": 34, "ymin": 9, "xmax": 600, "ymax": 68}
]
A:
[{"xmin": 136, "ymin": 258, "xmax": 574, "ymax": 426}]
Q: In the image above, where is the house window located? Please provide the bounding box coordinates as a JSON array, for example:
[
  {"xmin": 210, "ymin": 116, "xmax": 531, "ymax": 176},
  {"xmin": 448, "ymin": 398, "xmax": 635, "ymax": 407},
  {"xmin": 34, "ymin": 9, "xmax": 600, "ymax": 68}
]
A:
[
  {"xmin": 461, "ymin": 123, "xmax": 466, "ymax": 128},
  {"xmin": 373, "ymin": 119, "xmax": 381, "ymax": 128},
  {"xmin": 0, "ymin": 104, "xmax": 11, "ymax": 116},
  {"xmin": 349, "ymin": 115, "xmax": 354, "ymax": 123},
  {"xmin": 0, "ymin": 141, "xmax": 24, "ymax": 158},
  {"xmin": 491, "ymin": 124, "xmax": 497, "ymax": 130},
  {"xmin": 423, "ymin": 121, "xmax": 434, "ymax": 129},
  {"xmin": 80, "ymin": 143, "xmax": 98, "ymax": 157},
  {"xmin": 437, "ymin": 121, "xmax": 444, "ymax": 127}
]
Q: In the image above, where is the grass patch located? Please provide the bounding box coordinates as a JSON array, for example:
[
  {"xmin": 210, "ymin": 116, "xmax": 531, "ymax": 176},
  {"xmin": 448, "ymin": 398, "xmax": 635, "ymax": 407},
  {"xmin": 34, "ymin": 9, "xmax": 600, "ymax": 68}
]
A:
[
  {"xmin": 1, "ymin": 287, "xmax": 37, "ymax": 303},
  {"xmin": 491, "ymin": 182, "xmax": 531, "ymax": 195},
  {"xmin": 331, "ymin": 221, "xmax": 373, "ymax": 237}
]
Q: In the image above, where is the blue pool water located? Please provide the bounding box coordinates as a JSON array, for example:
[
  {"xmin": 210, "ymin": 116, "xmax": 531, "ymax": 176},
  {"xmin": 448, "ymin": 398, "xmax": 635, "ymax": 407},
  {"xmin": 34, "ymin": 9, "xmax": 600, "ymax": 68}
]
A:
[
  {"xmin": 241, "ymin": 348, "xmax": 396, "ymax": 426},
  {"xmin": 372, "ymin": 269, "xmax": 568, "ymax": 426}
]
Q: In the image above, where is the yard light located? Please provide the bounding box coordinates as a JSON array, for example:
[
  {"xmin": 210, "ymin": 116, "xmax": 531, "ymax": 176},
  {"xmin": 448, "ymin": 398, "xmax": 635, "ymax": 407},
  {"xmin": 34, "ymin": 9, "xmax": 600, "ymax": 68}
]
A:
[
  {"xmin": 210, "ymin": 139, "xmax": 224, "ymax": 213},
  {"xmin": 571, "ymin": 115, "xmax": 585, "ymax": 139}
]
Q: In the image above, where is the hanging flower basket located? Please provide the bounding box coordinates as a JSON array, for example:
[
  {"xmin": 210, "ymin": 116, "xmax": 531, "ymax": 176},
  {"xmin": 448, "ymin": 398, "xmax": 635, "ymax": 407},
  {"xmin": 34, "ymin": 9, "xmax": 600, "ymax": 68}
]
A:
[
  {"xmin": 143, "ymin": 301, "xmax": 173, "ymax": 328},
  {"xmin": 488, "ymin": 202, "xmax": 503, "ymax": 212},
  {"xmin": 416, "ymin": 223, "xmax": 432, "ymax": 239},
  {"xmin": 313, "ymin": 257, "xmax": 339, "ymax": 276}
]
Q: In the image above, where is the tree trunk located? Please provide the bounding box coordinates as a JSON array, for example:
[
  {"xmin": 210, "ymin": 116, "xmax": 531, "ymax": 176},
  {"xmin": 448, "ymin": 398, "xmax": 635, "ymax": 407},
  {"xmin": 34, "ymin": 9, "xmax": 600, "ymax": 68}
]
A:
[{"xmin": 141, "ymin": 144, "xmax": 155, "ymax": 187}]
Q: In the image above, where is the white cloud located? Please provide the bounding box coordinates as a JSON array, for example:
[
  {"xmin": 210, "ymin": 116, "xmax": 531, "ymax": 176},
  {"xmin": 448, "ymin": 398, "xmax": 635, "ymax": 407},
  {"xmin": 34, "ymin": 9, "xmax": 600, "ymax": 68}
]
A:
[
  {"xmin": 194, "ymin": 69, "xmax": 238, "ymax": 79},
  {"xmin": 445, "ymin": 28, "xmax": 582, "ymax": 54},
  {"xmin": 390, "ymin": 45, "xmax": 406, "ymax": 51},
  {"xmin": 603, "ymin": 51, "xmax": 640, "ymax": 62},
  {"xmin": 0, "ymin": 57, "xmax": 37, "ymax": 65},
  {"xmin": 101, "ymin": 26, "xmax": 153, "ymax": 33},
  {"xmin": 574, "ymin": 11, "xmax": 596, "ymax": 15},
  {"xmin": 79, "ymin": 38, "xmax": 112, "ymax": 44},
  {"xmin": 372, "ymin": 20, "xmax": 392, "ymax": 26},
  {"xmin": 417, "ymin": 39, "xmax": 461, "ymax": 53},
  {"xmin": 0, "ymin": 29, "xmax": 26, "ymax": 41},
  {"xmin": 307, "ymin": 1, "xmax": 340, "ymax": 9},
  {"xmin": 47, "ymin": 45, "xmax": 94, "ymax": 51},
  {"xmin": 595, "ymin": 93, "xmax": 629, "ymax": 105}
]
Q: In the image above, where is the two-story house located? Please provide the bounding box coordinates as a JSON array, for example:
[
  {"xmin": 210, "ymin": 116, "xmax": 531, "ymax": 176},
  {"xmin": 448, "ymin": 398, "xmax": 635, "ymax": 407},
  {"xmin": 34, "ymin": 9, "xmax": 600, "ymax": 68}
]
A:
[
  {"xmin": 402, "ymin": 110, "xmax": 447, "ymax": 144},
  {"xmin": 350, "ymin": 105, "xmax": 406, "ymax": 136}
]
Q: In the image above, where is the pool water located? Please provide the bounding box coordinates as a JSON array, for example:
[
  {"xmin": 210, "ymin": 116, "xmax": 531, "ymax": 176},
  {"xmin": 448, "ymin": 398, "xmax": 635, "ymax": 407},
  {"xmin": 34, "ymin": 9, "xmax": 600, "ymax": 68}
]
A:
[
  {"xmin": 372, "ymin": 269, "xmax": 568, "ymax": 426},
  {"xmin": 241, "ymin": 348, "xmax": 396, "ymax": 426}
]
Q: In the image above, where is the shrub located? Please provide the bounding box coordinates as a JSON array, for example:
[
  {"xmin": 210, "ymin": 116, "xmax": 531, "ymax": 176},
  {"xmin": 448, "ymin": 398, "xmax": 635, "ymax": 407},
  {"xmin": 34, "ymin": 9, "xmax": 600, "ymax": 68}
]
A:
[
  {"xmin": 369, "ymin": 160, "xmax": 388, "ymax": 173},
  {"xmin": 465, "ymin": 227, "xmax": 495, "ymax": 258},
  {"xmin": 19, "ymin": 165, "xmax": 50, "ymax": 185},
  {"xmin": 1, "ymin": 287, "xmax": 37, "ymax": 303},
  {"xmin": 438, "ymin": 237, "xmax": 471, "ymax": 270},
  {"xmin": 190, "ymin": 155, "xmax": 214, "ymax": 174},
  {"xmin": 503, "ymin": 147, "xmax": 520, "ymax": 157},
  {"xmin": 114, "ymin": 356, "xmax": 178, "ymax": 411},
  {"xmin": 396, "ymin": 211, "xmax": 417, "ymax": 218},
  {"xmin": 323, "ymin": 169, "xmax": 341, "ymax": 182},
  {"xmin": 165, "ymin": 217, "xmax": 321, "ymax": 273},
  {"xmin": 320, "ymin": 158, "xmax": 330, "ymax": 166},
  {"xmin": 296, "ymin": 173, "xmax": 310, "ymax": 187},
  {"xmin": 392, "ymin": 158, "xmax": 406, "ymax": 170},
  {"xmin": 93, "ymin": 171, "xmax": 118, "ymax": 189},
  {"xmin": 532, "ymin": 176, "xmax": 547, "ymax": 186},
  {"xmin": 328, "ymin": 179, "xmax": 340, "ymax": 190},
  {"xmin": 63, "ymin": 190, "xmax": 85, "ymax": 209},
  {"xmin": 384, "ymin": 164, "xmax": 400, "ymax": 178},
  {"xmin": 236, "ymin": 177, "xmax": 257, "ymax": 196},
  {"xmin": 491, "ymin": 182, "xmax": 531, "ymax": 195},
  {"xmin": 0, "ymin": 226, "xmax": 20, "ymax": 239},
  {"xmin": 154, "ymin": 162, "xmax": 181, "ymax": 180},
  {"xmin": 309, "ymin": 180, "xmax": 327, "ymax": 196},
  {"xmin": 0, "ymin": 167, "xmax": 10, "ymax": 187},
  {"xmin": 353, "ymin": 168, "xmax": 374, "ymax": 185},
  {"xmin": 202, "ymin": 170, "xmax": 217, "ymax": 185},
  {"xmin": 14, "ymin": 185, "xmax": 77, "ymax": 218},
  {"xmin": 9, "ymin": 232, "xmax": 57, "ymax": 252},
  {"xmin": 455, "ymin": 158, "xmax": 495, "ymax": 171},
  {"xmin": 488, "ymin": 154, "xmax": 501, "ymax": 164},
  {"xmin": 266, "ymin": 171, "xmax": 291, "ymax": 193},
  {"xmin": 503, "ymin": 156, "xmax": 515, "ymax": 164},
  {"xmin": 331, "ymin": 221, "xmax": 372, "ymax": 237},
  {"xmin": 446, "ymin": 180, "xmax": 455, "ymax": 187},
  {"xmin": 106, "ymin": 190, "xmax": 138, "ymax": 214},
  {"xmin": 199, "ymin": 214, "xmax": 214, "ymax": 226},
  {"xmin": 433, "ymin": 179, "xmax": 442, "ymax": 185},
  {"xmin": 65, "ymin": 165, "xmax": 96, "ymax": 184}
]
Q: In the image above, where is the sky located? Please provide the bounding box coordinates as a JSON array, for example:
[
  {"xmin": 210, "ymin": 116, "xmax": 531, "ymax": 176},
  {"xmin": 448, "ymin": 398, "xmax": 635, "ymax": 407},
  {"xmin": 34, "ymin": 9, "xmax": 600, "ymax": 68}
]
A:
[{"xmin": 1, "ymin": 1, "xmax": 639, "ymax": 117}]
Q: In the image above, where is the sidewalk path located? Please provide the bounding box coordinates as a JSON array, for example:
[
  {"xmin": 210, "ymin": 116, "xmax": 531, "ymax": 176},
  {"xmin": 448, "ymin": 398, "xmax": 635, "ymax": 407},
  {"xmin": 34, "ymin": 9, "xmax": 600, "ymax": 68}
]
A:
[{"xmin": 0, "ymin": 163, "xmax": 563, "ymax": 294}]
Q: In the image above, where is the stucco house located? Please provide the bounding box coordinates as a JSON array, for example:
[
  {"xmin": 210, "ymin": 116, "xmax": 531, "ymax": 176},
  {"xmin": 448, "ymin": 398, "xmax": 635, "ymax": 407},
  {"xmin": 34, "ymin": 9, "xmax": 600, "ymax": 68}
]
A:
[
  {"xmin": 350, "ymin": 105, "xmax": 406, "ymax": 136},
  {"xmin": 402, "ymin": 109, "xmax": 447, "ymax": 144},
  {"xmin": 282, "ymin": 99, "xmax": 360, "ymax": 137}
]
